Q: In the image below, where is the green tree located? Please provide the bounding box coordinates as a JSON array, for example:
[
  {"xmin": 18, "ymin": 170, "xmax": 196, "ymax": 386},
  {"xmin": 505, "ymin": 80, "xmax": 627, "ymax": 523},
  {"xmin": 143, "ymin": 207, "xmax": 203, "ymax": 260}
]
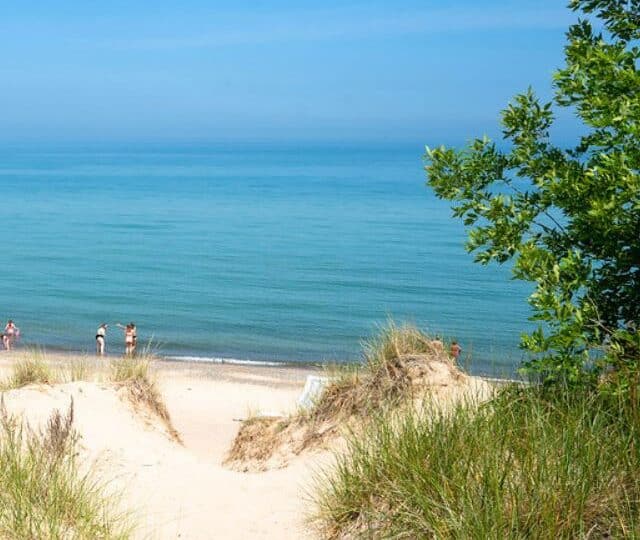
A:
[{"xmin": 424, "ymin": 0, "xmax": 639, "ymax": 384}]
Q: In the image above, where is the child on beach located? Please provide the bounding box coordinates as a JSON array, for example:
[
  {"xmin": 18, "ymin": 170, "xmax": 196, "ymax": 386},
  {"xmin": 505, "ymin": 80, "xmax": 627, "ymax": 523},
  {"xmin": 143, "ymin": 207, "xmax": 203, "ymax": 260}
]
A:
[
  {"xmin": 450, "ymin": 341, "xmax": 462, "ymax": 362},
  {"xmin": 96, "ymin": 323, "xmax": 108, "ymax": 356}
]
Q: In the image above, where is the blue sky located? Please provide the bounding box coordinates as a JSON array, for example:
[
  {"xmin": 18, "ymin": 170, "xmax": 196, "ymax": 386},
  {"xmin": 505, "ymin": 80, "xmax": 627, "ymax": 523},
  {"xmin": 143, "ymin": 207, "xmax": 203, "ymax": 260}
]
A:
[{"xmin": 1, "ymin": 1, "xmax": 580, "ymax": 145}]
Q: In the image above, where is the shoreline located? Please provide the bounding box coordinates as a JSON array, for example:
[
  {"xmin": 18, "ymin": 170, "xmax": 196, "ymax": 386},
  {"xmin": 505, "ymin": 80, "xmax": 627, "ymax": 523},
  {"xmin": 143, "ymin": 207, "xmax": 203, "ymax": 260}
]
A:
[
  {"xmin": 3, "ymin": 342, "xmax": 346, "ymax": 369},
  {"xmin": 0, "ymin": 348, "xmax": 321, "ymax": 391},
  {"xmin": 0, "ymin": 345, "xmax": 520, "ymax": 384}
]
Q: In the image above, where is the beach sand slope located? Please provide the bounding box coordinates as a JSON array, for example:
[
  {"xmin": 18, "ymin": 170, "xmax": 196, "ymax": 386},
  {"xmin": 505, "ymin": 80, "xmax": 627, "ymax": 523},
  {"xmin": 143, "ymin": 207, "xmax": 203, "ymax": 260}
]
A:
[{"xmin": 0, "ymin": 358, "xmax": 322, "ymax": 539}]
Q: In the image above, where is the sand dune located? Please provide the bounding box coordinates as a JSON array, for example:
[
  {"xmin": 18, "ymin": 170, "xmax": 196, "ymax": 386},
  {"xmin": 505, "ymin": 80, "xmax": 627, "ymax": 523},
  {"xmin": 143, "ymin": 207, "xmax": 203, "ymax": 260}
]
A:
[
  {"xmin": 0, "ymin": 356, "xmax": 323, "ymax": 539},
  {"xmin": 0, "ymin": 352, "xmax": 491, "ymax": 538}
]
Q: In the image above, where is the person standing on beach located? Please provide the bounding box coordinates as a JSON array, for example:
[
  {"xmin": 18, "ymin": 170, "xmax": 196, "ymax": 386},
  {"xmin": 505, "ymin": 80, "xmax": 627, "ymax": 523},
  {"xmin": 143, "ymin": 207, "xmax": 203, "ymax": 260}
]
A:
[
  {"xmin": 96, "ymin": 323, "xmax": 108, "ymax": 356},
  {"xmin": 450, "ymin": 341, "xmax": 462, "ymax": 362}
]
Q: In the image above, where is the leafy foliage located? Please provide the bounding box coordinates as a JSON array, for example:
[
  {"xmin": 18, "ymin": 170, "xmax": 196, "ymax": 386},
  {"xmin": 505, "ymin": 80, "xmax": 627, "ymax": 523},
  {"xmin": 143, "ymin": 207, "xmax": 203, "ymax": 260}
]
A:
[{"xmin": 425, "ymin": 0, "xmax": 640, "ymax": 383}]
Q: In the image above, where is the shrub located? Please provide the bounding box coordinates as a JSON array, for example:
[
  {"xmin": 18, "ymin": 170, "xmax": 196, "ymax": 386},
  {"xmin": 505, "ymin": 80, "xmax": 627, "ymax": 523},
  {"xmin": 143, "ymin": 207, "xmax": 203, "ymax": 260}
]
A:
[{"xmin": 425, "ymin": 0, "xmax": 640, "ymax": 385}]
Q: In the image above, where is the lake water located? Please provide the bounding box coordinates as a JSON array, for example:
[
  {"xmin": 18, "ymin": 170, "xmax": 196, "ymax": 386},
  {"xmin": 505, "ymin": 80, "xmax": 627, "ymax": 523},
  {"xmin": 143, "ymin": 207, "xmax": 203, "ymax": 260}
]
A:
[{"xmin": 0, "ymin": 143, "xmax": 532, "ymax": 375}]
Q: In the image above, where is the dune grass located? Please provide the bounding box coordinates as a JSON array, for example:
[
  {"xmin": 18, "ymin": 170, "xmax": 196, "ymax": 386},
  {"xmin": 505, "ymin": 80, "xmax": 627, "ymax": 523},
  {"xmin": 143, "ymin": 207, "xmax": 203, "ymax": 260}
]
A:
[
  {"xmin": 110, "ymin": 357, "xmax": 181, "ymax": 442},
  {"xmin": 310, "ymin": 321, "xmax": 454, "ymax": 422},
  {"xmin": 0, "ymin": 351, "xmax": 176, "ymax": 537},
  {"xmin": 226, "ymin": 322, "xmax": 460, "ymax": 468},
  {"xmin": 2, "ymin": 353, "xmax": 54, "ymax": 390},
  {"xmin": 362, "ymin": 320, "xmax": 442, "ymax": 366},
  {"xmin": 314, "ymin": 384, "xmax": 640, "ymax": 539},
  {"xmin": 0, "ymin": 350, "xmax": 180, "ymax": 443},
  {"xmin": 0, "ymin": 400, "xmax": 131, "ymax": 539},
  {"xmin": 62, "ymin": 357, "xmax": 92, "ymax": 383},
  {"xmin": 1, "ymin": 350, "xmax": 102, "ymax": 390}
]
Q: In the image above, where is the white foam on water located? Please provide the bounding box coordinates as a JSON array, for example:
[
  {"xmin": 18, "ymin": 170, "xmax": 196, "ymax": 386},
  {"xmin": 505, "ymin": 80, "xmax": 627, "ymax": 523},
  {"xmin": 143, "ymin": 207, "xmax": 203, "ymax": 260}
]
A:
[{"xmin": 164, "ymin": 355, "xmax": 283, "ymax": 367}]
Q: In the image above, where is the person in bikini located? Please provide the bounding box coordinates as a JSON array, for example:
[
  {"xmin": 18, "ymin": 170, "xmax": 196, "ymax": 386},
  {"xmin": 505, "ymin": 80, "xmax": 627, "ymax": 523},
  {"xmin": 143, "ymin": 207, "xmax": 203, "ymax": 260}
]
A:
[
  {"xmin": 3, "ymin": 320, "xmax": 18, "ymax": 351},
  {"xmin": 96, "ymin": 323, "xmax": 108, "ymax": 356},
  {"xmin": 117, "ymin": 322, "xmax": 137, "ymax": 356}
]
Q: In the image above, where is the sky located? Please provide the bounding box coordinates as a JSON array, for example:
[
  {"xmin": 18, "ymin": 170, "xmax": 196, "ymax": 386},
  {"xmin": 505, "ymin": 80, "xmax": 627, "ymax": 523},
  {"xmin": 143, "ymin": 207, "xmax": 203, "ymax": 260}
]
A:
[{"xmin": 0, "ymin": 1, "xmax": 582, "ymax": 145}]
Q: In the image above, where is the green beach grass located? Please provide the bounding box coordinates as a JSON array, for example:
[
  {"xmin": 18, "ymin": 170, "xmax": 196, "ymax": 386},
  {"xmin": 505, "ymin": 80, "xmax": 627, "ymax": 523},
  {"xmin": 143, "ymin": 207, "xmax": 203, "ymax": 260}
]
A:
[
  {"xmin": 2, "ymin": 352, "xmax": 54, "ymax": 390},
  {"xmin": 314, "ymin": 384, "xmax": 640, "ymax": 538},
  {"xmin": 1, "ymin": 350, "xmax": 100, "ymax": 391},
  {"xmin": 0, "ymin": 400, "xmax": 131, "ymax": 539}
]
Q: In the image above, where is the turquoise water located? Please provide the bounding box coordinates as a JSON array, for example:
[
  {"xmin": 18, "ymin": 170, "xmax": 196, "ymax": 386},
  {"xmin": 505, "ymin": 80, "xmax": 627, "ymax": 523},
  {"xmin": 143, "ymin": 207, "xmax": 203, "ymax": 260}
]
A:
[{"xmin": 1, "ymin": 144, "xmax": 531, "ymax": 375}]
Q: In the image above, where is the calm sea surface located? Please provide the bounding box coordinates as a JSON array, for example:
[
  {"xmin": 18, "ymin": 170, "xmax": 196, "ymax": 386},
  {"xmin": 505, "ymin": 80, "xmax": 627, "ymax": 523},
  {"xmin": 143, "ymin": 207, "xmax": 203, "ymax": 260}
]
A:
[{"xmin": 0, "ymin": 144, "xmax": 532, "ymax": 375}]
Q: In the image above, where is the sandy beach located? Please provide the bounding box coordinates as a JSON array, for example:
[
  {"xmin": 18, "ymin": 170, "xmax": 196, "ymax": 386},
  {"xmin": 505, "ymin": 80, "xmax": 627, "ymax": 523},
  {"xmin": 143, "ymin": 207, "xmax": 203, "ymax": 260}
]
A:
[{"xmin": 0, "ymin": 352, "xmax": 330, "ymax": 539}]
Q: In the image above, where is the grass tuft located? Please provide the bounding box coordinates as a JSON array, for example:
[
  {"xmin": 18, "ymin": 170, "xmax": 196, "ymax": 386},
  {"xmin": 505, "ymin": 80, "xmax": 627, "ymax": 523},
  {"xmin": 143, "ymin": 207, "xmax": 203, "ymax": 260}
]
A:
[
  {"xmin": 314, "ymin": 385, "xmax": 640, "ymax": 539},
  {"xmin": 63, "ymin": 357, "xmax": 92, "ymax": 383},
  {"xmin": 110, "ymin": 357, "xmax": 181, "ymax": 443},
  {"xmin": 311, "ymin": 321, "xmax": 456, "ymax": 422},
  {"xmin": 3, "ymin": 353, "xmax": 54, "ymax": 390},
  {"xmin": 225, "ymin": 416, "xmax": 287, "ymax": 468},
  {"xmin": 0, "ymin": 398, "xmax": 132, "ymax": 539}
]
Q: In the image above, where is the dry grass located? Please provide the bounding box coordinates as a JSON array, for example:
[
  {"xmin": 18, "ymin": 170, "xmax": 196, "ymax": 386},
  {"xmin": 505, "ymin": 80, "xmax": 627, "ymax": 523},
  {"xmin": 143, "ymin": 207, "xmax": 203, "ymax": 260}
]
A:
[
  {"xmin": 224, "ymin": 412, "xmax": 337, "ymax": 471},
  {"xmin": 311, "ymin": 323, "xmax": 456, "ymax": 422},
  {"xmin": 110, "ymin": 357, "xmax": 182, "ymax": 443},
  {"xmin": 226, "ymin": 322, "xmax": 465, "ymax": 469},
  {"xmin": 225, "ymin": 416, "xmax": 286, "ymax": 466}
]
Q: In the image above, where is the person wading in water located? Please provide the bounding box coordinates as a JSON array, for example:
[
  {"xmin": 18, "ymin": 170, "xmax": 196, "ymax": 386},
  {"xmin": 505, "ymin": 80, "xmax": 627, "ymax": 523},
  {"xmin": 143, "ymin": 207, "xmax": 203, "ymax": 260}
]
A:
[
  {"xmin": 116, "ymin": 322, "xmax": 137, "ymax": 356},
  {"xmin": 2, "ymin": 320, "xmax": 19, "ymax": 351},
  {"xmin": 96, "ymin": 323, "xmax": 108, "ymax": 356}
]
